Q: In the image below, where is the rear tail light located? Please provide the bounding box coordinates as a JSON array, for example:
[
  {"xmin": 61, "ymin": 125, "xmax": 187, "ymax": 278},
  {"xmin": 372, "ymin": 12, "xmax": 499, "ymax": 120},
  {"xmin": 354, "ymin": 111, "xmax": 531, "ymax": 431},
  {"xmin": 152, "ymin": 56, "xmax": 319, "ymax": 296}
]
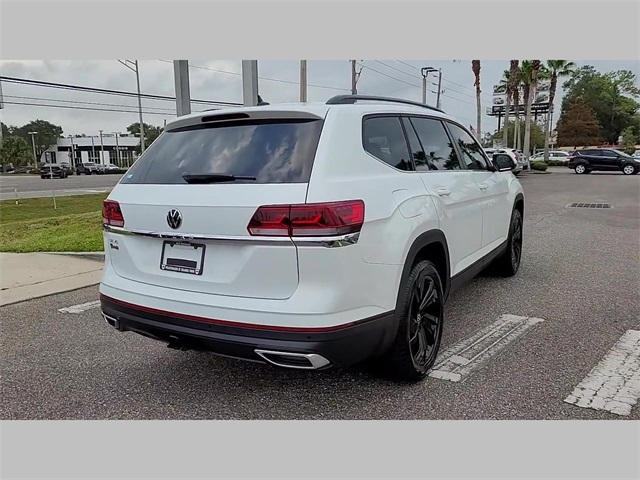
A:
[
  {"xmin": 247, "ymin": 200, "xmax": 365, "ymax": 237},
  {"xmin": 103, "ymin": 200, "xmax": 125, "ymax": 227}
]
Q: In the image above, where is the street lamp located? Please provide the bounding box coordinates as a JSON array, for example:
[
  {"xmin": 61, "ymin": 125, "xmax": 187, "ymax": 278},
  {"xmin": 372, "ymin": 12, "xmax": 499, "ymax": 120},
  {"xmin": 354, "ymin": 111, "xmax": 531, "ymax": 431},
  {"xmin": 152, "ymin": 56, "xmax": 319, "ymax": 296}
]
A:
[
  {"xmin": 113, "ymin": 132, "xmax": 121, "ymax": 167},
  {"xmin": 420, "ymin": 67, "xmax": 437, "ymax": 105},
  {"xmin": 28, "ymin": 131, "xmax": 38, "ymax": 166},
  {"xmin": 99, "ymin": 130, "xmax": 105, "ymax": 165},
  {"xmin": 118, "ymin": 59, "xmax": 145, "ymax": 153}
]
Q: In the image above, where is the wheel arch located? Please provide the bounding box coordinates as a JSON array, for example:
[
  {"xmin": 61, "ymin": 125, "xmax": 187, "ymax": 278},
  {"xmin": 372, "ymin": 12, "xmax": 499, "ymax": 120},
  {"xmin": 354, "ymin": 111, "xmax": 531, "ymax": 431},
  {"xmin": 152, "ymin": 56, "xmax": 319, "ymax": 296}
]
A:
[{"xmin": 397, "ymin": 229, "xmax": 451, "ymax": 307}]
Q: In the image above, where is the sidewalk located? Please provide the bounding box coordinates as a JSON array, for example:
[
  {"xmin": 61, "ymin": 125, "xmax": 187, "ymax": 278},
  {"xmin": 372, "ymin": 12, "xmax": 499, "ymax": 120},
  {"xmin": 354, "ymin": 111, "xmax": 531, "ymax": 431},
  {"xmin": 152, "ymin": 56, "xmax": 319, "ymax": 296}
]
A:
[{"xmin": 0, "ymin": 252, "xmax": 105, "ymax": 306}]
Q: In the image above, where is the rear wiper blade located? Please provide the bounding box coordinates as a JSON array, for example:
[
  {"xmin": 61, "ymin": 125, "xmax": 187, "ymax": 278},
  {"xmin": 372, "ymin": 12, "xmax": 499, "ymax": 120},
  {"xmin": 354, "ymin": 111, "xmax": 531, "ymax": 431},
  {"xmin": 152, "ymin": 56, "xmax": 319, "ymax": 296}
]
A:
[{"xmin": 182, "ymin": 173, "xmax": 257, "ymax": 184}]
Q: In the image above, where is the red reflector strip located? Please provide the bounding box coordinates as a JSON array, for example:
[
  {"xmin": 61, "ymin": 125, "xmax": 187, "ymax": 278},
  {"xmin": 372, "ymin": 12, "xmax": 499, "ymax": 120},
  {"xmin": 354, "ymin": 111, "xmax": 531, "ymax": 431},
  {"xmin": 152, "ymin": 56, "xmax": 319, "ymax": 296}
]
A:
[{"xmin": 100, "ymin": 294, "xmax": 358, "ymax": 333}]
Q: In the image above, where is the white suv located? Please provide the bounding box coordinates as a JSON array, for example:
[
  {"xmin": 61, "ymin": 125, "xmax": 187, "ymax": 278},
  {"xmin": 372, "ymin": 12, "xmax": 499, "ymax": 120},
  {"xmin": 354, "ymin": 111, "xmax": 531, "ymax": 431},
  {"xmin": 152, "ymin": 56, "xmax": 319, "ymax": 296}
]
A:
[{"xmin": 99, "ymin": 95, "xmax": 525, "ymax": 381}]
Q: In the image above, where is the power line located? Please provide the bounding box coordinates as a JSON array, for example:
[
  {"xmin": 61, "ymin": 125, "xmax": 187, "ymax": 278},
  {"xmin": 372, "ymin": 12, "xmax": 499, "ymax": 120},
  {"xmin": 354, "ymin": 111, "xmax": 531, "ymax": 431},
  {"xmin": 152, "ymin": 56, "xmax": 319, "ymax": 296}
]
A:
[
  {"xmin": 0, "ymin": 75, "xmax": 241, "ymax": 107},
  {"xmin": 357, "ymin": 62, "xmax": 422, "ymax": 89},
  {"xmin": 157, "ymin": 60, "xmax": 351, "ymax": 92},
  {"xmin": 3, "ymin": 94, "xmax": 176, "ymax": 112},
  {"xmin": 1, "ymin": 100, "xmax": 182, "ymax": 116},
  {"xmin": 373, "ymin": 61, "xmax": 423, "ymax": 81}
]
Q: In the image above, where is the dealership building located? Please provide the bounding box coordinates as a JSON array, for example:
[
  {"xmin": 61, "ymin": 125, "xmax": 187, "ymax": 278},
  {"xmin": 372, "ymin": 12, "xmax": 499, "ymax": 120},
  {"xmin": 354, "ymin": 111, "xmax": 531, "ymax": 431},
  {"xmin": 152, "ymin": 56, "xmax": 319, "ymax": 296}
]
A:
[{"xmin": 41, "ymin": 133, "xmax": 140, "ymax": 168}]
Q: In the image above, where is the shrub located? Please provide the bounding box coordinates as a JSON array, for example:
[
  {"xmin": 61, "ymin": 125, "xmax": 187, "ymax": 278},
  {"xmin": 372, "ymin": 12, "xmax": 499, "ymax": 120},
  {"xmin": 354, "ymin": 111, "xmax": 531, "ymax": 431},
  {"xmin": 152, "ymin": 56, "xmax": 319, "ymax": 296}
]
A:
[
  {"xmin": 545, "ymin": 160, "xmax": 566, "ymax": 167},
  {"xmin": 531, "ymin": 161, "xmax": 548, "ymax": 172}
]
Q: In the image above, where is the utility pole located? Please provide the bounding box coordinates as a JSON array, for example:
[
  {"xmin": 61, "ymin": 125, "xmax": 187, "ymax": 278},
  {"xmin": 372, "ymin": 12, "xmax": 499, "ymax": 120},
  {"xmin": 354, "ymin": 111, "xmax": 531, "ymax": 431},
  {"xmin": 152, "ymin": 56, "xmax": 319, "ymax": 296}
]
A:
[
  {"xmin": 351, "ymin": 60, "xmax": 358, "ymax": 95},
  {"xmin": 173, "ymin": 60, "xmax": 191, "ymax": 116},
  {"xmin": 28, "ymin": 131, "xmax": 38, "ymax": 166},
  {"xmin": 436, "ymin": 69, "xmax": 443, "ymax": 109},
  {"xmin": 91, "ymin": 136, "xmax": 96, "ymax": 162},
  {"xmin": 300, "ymin": 60, "xmax": 308, "ymax": 102},
  {"xmin": 118, "ymin": 60, "xmax": 146, "ymax": 152},
  {"xmin": 242, "ymin": 60, "xmax": 259, "ymax": 107},
  {"xmin": 0, "ymin": 78, "xmax": 4, "ymax": 148}
]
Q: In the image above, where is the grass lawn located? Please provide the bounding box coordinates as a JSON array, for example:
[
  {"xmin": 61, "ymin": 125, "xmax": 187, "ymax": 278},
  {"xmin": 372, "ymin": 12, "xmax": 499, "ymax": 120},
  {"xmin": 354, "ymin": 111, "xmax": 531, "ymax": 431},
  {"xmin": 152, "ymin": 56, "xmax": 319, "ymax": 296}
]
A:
[{"xmin": 0, "ymin": 193, "xmax": 108, "ymax": 253}]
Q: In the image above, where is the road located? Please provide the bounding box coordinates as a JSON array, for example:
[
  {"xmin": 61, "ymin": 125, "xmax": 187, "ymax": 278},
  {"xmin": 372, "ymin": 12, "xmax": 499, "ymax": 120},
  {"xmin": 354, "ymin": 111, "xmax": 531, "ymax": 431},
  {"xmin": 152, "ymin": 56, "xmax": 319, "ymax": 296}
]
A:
[
  {"xmin": 1, "ymin": 169, "xmax": 639, "ymax": 420},
  {"xmin": 0, "ymin": 173, "xmax": 121, "ymax": 200}
]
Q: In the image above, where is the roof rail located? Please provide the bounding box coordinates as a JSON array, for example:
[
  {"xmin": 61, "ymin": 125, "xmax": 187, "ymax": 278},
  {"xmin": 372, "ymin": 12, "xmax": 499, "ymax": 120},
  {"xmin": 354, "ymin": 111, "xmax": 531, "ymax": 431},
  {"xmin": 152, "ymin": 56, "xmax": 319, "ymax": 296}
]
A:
[{"xmin": 326, "ymin": 95, "xmax": 444, "ymax": 113}]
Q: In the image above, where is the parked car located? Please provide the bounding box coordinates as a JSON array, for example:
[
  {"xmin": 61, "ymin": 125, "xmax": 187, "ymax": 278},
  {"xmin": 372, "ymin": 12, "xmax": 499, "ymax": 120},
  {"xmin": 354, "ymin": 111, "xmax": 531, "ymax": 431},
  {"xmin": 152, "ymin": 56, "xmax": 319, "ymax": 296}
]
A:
[
  {"xmin": 567, "ymin": 148, "xmax": 640, "ymax": 175},
  {"xmin": 76, "ymin": 162, "xmax": 100, "ymax": 175},
  {"xmin": 484, "ymin": 148, "xmax": 523, "ymax": 175},
  {"xmin": 41, "ymin": 163, "xmax": 70, "ymax": 179},
  {"xmin": 530, "ymin": 151, "xmax": 570, "ymax": 163},
  {"xmin": 101, "ymin": 163, "xmax": 121, "ymax": 173},
  {"xmin": 632, "ymin": 149, "xmax": 640, "ymax": 158},
  {"xmin": 99, "ymin": 95, "xmax": 525, "ymax": 381},
  {"xmin": 0, "ymin": 163, "xmax": 15, "ymax": 173}
]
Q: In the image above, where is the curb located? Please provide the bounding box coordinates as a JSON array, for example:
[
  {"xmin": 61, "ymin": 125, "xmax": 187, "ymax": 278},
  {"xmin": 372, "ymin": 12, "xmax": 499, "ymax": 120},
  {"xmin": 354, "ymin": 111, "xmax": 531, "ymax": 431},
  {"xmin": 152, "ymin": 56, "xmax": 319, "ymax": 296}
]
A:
[
  {"xmin": 0, "ymin": 282, "xmax": 101, "ymax": 308},
  {"xmin": 49, "ymin": 252, "xmax": 105, "ymax": 261}
]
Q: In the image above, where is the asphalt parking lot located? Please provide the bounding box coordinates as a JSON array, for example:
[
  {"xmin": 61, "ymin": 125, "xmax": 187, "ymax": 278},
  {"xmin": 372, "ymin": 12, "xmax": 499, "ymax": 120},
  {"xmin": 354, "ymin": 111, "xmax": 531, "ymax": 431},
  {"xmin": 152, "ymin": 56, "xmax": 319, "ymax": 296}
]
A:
[
  {"xmin": 1, "ymin": 168, "xmax": 639, "ymax": 420},
  {"xmin": 0, "ymin": 173, "xmax": 120, "ymax": 200}
]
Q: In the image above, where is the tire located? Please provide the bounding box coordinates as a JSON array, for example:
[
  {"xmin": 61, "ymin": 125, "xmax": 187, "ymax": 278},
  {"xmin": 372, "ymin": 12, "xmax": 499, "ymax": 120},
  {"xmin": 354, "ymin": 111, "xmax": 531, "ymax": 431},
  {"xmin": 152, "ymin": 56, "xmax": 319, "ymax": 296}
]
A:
[
  {"xmin": 574, "ymin": 164, "xmax": 587, "ymax": 174},
  {"xmin": 622, "ymin": 164, "xmax": 636, "ymax": 175},
  {"xmin": 383, "ymin": 260, "xmax": 444, "ymax": 382},
  {"xmin": 492, "ymin": 208, "xmax": 523, "ymax": 277}
]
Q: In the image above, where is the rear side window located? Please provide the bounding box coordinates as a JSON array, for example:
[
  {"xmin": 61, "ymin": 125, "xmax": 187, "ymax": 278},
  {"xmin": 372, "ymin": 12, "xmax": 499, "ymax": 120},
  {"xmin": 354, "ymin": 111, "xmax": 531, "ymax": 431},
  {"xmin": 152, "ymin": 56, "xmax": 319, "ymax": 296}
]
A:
[
  {"xmin": 362, "ymin": 116, "xmax": 413, "ymax": 171},
  {"xmin": 409, "ymin": 117, "xmax": 461, "ymax": 171},
  {"xmin": 120, "ymin": 118, "xmax": 324, "ymax": 184}
]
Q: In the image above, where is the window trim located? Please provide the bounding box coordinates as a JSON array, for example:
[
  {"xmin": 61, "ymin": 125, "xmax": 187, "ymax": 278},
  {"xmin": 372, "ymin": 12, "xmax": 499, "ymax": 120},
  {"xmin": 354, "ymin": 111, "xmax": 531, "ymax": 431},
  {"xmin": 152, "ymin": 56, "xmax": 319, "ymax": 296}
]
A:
[{"xmin": 361, "ymin": 114, "xmax": 416, "ymax": 173}]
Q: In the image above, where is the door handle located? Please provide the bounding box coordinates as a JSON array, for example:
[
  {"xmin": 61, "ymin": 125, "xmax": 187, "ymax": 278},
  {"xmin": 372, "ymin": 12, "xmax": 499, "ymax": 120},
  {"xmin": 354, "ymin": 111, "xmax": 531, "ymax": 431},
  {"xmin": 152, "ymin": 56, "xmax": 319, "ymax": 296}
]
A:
[
  {"xmin": 478, "ymin": 184, "xmax": 488, "ymax": 191},
  {"xmin": 436, "ymin": 188, "xmax": 451, "ymax": 196}
]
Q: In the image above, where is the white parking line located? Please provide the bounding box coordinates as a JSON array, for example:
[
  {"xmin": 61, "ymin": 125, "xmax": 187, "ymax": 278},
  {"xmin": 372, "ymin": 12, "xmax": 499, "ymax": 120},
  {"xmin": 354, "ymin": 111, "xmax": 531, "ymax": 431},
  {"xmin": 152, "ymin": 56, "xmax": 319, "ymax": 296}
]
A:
[
  {"xmin": 564, "ymin": 330, "xmax": 640, "ymax": 416},
  {"xmin": 58, "ymin": 300, "xmax": 101, "ymax": 314},
  {"xmin": 429, "ymin": 314, "xmax": 545, "ymax": 382}
]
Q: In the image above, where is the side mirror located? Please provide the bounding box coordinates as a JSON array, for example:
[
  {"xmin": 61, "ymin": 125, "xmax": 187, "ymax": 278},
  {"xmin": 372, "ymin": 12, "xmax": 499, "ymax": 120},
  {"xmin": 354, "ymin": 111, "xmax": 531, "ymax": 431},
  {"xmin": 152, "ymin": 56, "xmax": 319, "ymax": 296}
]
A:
[{"xmin": 493, "ymin": 154, "xmax": 514, "ymax": 172}]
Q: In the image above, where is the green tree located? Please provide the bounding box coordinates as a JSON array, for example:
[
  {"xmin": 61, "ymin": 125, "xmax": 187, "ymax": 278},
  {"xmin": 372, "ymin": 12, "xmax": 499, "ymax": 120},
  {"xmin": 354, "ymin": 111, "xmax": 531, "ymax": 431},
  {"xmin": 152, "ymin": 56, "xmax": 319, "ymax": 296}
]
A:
[
  {"xmin": 542, "ymin": 60, "xmax": 576, "ymax": 161},
  {"xmin": 562, "ymin": 66, "xmax": 640, "ymax": 143},
  {"xmin": 493, "ymin": 121, "xmax": 546, "ymax": 149},
  {"xmin": 126, "ymin": 122, "xmax": 163, "ymax": 154},
  {"xmin": 556, "ymin": 98, "xmax": 602, "ymax": 148},
  {"xmin": 621, "ymin": 127, "xmax": 637, "ymax": 153},
  {"xmin": 12, "ymin": 120, "xmax": 64, "ymax": 158},
  {"xmin": 0, "ymin": 136, "xmax": 33, "ymax": 167}
]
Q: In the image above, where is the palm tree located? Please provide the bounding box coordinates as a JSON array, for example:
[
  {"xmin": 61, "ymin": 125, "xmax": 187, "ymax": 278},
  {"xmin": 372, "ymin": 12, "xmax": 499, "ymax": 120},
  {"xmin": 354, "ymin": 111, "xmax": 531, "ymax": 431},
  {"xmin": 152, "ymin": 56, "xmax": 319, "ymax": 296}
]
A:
[
  {"xmin": 522, "ymin": 60, "xmax": 541, "ymax": 167},
  {"xmin": 510, "ymin": 61, "xmax": 521, "ymax": 149},
  {"xmin": 542, "ymin": 60, "xmax": 576, "ymax": 160},
  {"xmin": 472, "ymin": 60, "xmax": 482, "ymax": 139},
  {"xmin": 517, "ymin": 61, "xmax": 533, "ymax": 151},
  {"xmin": 505, "ymin": 60, "xmax": 520, "ymax": 148},
  {"xmin": 500, "ymin": 69, "xmax": 512, "ymax": 147}
]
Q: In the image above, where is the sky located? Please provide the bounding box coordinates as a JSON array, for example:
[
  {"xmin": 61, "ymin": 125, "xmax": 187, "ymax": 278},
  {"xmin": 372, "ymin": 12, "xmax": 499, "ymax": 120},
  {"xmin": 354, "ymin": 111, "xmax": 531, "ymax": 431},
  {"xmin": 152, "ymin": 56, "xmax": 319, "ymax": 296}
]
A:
[{"xmin": 1, "ymin": 60, "xmax": 638, "ymax": 139}]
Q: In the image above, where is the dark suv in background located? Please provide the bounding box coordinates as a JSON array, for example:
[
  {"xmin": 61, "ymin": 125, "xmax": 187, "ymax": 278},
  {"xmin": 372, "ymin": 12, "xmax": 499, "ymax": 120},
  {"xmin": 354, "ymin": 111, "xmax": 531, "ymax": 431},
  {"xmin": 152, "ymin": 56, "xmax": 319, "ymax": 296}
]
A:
[{"xmin": 567, "ymin": 149, "xmax": 640, "ymax": 175}]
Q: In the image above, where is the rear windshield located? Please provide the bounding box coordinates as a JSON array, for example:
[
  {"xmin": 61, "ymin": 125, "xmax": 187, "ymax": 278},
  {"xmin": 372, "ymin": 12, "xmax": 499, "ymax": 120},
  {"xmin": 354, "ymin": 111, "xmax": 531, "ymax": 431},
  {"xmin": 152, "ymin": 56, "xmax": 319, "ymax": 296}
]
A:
[{"xmin": 120, "ymin": 118, "xmax": 324, "ymax": 184}]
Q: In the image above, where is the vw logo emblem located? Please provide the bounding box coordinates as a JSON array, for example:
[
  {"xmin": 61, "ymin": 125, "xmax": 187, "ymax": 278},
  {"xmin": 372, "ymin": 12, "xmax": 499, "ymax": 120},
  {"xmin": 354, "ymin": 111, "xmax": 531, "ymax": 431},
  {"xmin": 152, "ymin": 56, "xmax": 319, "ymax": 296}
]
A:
[{"xmin": 166, "ymin": 209, "xmax": 182, "ymax": 229}]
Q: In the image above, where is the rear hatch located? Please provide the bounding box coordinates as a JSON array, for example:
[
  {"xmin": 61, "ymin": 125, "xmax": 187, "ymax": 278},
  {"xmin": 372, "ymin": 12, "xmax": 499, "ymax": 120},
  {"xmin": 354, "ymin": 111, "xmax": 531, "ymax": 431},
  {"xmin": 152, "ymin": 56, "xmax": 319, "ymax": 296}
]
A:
[{"xmin": 104, "ymin": 109, "xmax": 327, "ymax": 300}]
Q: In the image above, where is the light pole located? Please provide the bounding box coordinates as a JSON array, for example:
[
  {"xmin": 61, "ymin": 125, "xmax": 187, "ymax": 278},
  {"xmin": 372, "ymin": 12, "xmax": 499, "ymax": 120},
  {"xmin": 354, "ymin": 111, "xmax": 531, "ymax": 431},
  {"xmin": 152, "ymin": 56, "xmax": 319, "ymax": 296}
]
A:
[
  {"xmin": 118, "ymin": 60, "xmax": 145, "ymax": 152},
  {"xmin": 300, "ymin": 60, "xmax": 307, "ymax": 102},
  {"xmin": 28, "ymin": 131, "xmax": 38, "ymax": 166},
  {"xmin": 436, "ymin": 69, "xmax": 443, "ymax": 109},
  {"xmin": 421, "ymin": 67, "xmax": 437, "ymax": 105},
  {"xmin": 113, "ymin": 132, "xmax": 121, "ymax": 167},
  {"xmin": 99, "ymin": 130, "xmax": 105, "ymax": 165}
]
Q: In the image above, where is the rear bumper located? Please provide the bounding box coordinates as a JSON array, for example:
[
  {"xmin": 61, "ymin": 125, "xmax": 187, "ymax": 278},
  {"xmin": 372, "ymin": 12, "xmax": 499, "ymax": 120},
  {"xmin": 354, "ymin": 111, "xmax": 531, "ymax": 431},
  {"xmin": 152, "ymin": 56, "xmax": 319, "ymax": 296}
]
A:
[{"xmin": 100, "ymin": 294, "xmax": 398, "ymax": 370}]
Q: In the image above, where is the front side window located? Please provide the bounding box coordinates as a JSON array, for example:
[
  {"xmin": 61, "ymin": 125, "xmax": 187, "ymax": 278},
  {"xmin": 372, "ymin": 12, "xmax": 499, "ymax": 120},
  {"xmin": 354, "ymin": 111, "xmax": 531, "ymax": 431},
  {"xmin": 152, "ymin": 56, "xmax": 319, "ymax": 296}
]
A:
[{"xmin": 446, "ymin": 123, "xmax": 490, "ymax": 171}]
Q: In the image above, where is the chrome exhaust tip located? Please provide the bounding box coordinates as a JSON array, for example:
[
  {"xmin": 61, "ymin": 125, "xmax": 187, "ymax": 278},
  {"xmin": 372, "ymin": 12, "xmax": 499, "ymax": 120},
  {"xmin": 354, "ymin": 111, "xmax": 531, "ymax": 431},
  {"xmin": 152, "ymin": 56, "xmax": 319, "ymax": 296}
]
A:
[
  {"xmin": 254, "ymin": 349, "xmax": 331, "ymax": 370},
  {"xmin": 101, "ymin": 311, "xmax": 120, "ymax": 330}
]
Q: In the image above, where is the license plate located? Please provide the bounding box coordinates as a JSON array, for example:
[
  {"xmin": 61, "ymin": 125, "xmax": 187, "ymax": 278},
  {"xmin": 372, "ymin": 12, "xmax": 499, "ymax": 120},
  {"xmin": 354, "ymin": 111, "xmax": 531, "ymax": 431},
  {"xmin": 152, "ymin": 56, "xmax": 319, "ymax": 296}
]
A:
[{"xmin": 160, "ymin": 241, "xmax": 205, "ymax": 276}]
